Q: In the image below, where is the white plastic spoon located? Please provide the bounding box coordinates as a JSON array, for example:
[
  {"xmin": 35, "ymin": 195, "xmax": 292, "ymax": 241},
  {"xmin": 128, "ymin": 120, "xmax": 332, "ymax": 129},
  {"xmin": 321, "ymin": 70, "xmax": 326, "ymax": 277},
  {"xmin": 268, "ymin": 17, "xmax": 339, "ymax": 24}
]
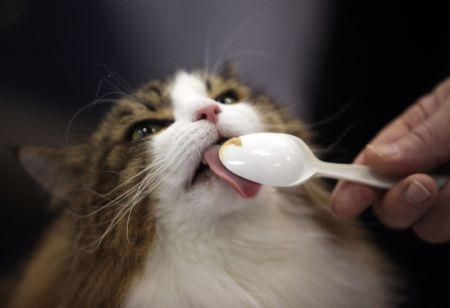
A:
[{"xmin": 219, "ymin": 133, "xmax": 447, "ymax": 188}]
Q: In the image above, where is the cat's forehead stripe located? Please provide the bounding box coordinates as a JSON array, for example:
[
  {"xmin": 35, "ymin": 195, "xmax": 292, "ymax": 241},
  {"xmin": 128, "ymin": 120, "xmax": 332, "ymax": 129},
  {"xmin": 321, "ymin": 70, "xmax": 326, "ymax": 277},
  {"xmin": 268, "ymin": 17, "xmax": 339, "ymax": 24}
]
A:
[
  {"xmin": 146, "ymin": 84, "xmax": 162, "ymax": 96},
  {"xmin": 130, "ymin": 89, "xmax": 169, "ymax": 112},
  {"xmin": 170, "ymin": 71, "xmax": 208, "ymax": 105}
]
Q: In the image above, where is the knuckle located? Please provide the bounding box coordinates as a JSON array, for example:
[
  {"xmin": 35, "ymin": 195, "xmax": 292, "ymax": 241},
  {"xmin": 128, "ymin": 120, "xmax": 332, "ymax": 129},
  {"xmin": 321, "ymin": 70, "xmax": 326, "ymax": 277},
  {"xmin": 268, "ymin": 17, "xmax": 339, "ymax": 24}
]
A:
[
  {"xmin": 383, "ymin": 217, "xmax": 411, "ymax": 229},
  {"xmin": 413, "ymin": 223, "xmax": 450, "ymax": 244},
  {"xmin": 387, "ymin": 221, "xmax": 411, "ymax": 230},
  {"xmin": 374, "ymin": 204, "xmax": 412, "ymax": 230},
  {"xmin": 410, "ymin": 122, "xmax": 436, "ymax": 148},
  {"xmin": 435, "ymin": 80, "xmax": 450, "ymax": 102},
  {"xmin": 417, "ymin": 94, "xmax": 437, "ymax": 112},
  {"xmin": 403, "ymin": 108, "xmax": 424, "ymax": 130}
]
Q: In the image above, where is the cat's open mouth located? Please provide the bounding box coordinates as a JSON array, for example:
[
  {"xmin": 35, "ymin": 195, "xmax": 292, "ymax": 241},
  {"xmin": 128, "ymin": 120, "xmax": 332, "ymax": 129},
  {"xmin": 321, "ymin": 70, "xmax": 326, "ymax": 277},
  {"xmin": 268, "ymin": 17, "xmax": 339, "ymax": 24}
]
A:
[
  {"xmin": 191, "ymin": 137, "xmax": 228, "ymax": 184},
  {"xmin": 189, "ymin": 137, "xmax": 261, "ymax": 199}
]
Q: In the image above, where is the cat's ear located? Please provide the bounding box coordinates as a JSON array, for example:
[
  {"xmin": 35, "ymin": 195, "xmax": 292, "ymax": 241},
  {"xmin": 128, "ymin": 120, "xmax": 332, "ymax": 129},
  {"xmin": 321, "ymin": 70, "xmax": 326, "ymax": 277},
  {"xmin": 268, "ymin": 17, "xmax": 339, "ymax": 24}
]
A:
[
  {"xmin": 220, "ymin": 61, "xmax": 238, "ymax": 79},
  {"xmin": 17, "ymin": 145, "xmax": 89, "ymax": 201}
]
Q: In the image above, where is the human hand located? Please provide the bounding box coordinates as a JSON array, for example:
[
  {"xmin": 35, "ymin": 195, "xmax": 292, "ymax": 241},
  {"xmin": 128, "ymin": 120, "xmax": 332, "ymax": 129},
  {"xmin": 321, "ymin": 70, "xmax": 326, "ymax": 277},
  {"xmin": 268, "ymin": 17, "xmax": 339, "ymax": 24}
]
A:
[{"xmin": 331, "ymin": 77, "xmax": 450, "ymax": 243}]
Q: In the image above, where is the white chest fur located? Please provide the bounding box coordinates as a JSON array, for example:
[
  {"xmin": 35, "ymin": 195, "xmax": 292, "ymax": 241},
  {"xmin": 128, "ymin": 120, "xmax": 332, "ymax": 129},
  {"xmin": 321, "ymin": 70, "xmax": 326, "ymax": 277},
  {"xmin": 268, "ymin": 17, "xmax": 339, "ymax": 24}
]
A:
[{"xmin": 124, "ymin": 189, "xmax": 392, "ymax": 308}]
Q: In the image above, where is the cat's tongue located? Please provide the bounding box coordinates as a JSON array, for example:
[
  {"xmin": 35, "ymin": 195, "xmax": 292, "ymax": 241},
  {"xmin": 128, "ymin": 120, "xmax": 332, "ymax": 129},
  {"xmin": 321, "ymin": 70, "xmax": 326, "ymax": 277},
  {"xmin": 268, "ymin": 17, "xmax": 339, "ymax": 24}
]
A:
[{"xmin": 203, "ymin": 145, "xmax": 261, "ymax": 198}]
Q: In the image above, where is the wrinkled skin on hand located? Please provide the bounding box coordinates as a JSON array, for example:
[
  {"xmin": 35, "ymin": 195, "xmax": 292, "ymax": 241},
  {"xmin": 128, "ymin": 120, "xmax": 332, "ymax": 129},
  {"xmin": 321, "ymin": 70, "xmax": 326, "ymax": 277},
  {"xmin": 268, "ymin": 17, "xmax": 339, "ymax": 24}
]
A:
[{"xmin": 331, "ymin": 77, "xmax": 450, "ymax": 244}]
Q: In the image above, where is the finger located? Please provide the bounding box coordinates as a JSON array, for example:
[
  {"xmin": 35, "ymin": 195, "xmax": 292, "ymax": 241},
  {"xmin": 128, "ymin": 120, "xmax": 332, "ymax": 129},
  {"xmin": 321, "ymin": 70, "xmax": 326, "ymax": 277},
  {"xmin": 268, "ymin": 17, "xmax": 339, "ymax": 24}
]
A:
[
  {"xmin": 370, "ymin": 76, "xmax": 450, "ymax": 146},
  {"xmin": 331, "ymin": 94, "xmax": 436, "ymax": 218},
  {"xmin": 330, "ymin": 180, "xmax": 379, "ymax": 218},
  {"xmin": 332, "ymin": 78, "xmax": 450, "ymax": 218},
  {"xmin": 373, "ymin": 174, "xmax": 438, "ymax": 229},
  {"xmin": 413, "ymin": 178, "xmax": 450, "ymax": 244},
  {"xmin": 434, "ymin": 76, "xmax": 450, "ymax": 102},
  {"xmin": 330, "ymin": 137, "xmax": 407, "ymax": 218},
  {"xmin": 331, "ymin": 152, "xmax": 380, "ymax": 217},
  {"xmin": 368, "ymin": 94, "xmax": 439, "ymax": 146},
  {"xmin": 364, "ymin": 101, "xmax": 450, "ymax": 176},
  {"xmin": 331, "ymin": 104, "xmax": 417, "ymax": 218}
]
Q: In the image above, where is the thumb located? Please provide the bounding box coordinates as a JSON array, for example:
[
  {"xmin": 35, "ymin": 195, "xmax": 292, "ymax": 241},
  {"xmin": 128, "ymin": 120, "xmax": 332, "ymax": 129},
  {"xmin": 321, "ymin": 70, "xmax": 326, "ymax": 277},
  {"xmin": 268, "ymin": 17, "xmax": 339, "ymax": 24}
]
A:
[{"xmin": 364, "ymin": 109, "xmax": 450, "ymax": 176}]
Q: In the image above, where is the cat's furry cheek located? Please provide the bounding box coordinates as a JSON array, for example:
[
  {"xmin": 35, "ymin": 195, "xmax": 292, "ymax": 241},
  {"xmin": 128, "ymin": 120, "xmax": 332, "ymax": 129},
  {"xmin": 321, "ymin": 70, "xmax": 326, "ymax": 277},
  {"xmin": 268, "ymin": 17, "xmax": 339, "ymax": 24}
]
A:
[{"xmin": 216, "ymin": 102, "xmax": 264, "ymax": 136}]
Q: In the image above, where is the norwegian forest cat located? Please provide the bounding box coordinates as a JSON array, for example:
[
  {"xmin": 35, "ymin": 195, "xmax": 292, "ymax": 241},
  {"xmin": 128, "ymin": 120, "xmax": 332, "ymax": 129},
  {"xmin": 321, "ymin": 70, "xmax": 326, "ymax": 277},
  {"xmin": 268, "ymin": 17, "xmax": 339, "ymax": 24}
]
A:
[{"xmin": 8, "ymin": 70, "xmax": 397, "ymax": 307}]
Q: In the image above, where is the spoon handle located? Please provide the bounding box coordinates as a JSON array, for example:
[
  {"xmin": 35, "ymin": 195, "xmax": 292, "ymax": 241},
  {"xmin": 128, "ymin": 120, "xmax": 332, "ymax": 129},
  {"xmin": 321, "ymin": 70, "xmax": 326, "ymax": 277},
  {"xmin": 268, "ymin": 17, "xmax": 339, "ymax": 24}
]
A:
[{"xmin": 314, "ymin": 161, "xmax": 447, "ymax": 189}]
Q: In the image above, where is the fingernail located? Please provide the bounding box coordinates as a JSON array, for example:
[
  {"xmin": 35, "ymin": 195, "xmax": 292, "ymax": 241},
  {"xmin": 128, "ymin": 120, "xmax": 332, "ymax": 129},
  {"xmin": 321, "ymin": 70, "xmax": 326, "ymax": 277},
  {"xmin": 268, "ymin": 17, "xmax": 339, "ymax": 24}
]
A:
[
  {"xmin": 406, "ymin": 180, "xmax": 431, "ymax": 206},
  {"xmin": 367, "ymin": 144, "xmax": 400, "ymax": 158},
  {"xmin": 331, "ymin": 186, "xmax": 357, "ymax": 217},
  {"xmin": 331, "ymin": 188, "xmax": 343, "ymax": 210}
]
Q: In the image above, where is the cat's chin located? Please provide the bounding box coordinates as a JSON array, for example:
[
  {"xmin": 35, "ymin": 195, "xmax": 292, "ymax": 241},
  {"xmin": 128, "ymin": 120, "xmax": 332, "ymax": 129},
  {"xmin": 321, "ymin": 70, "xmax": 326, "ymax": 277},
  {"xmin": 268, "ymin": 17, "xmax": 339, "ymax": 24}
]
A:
[
  {"xmin": 191, "ymin": 169, "xmax": 244, "ymax": 199},
  {"xmin": 189, "ymin": 161, "xmax": 213, "ymax": 187},
  {"xmin": 186, "ymin": 170, "xmax": 257, "ymax": 213}
]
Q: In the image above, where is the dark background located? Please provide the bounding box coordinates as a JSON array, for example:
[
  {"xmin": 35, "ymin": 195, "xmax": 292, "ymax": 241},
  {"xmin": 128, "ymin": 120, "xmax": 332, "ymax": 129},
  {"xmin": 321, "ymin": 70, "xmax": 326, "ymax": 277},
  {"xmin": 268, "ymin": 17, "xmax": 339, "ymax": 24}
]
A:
[
  {"xmin": 1, "ymin": 1, "xmax": 450, "ymax": 307},
  {"xmin": 314, "ymin": 2, "xmax": 450, "ymax": 307}
]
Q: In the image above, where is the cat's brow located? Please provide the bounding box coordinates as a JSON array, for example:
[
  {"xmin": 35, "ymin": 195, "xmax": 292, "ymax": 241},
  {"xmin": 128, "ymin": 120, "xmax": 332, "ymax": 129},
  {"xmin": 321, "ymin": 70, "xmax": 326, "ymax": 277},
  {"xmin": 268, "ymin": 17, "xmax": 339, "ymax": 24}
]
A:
[
  {"xmin": 205, "ymin": 79, "xmax": 212, "ymax": 91},
  {"xmin": 142, "ymin": 102, "xmax": 157, "ymax": 112},
  {"xmin": 147, "ymin": 85, "xmax": 162, "ymax": 96},
  {"xmin": 117, "ymin": 110, "xmax": 134, "ymax": 117},
  {"xmin": 135, "ymin": 97, "xmax": 171, "ymax": 112}
]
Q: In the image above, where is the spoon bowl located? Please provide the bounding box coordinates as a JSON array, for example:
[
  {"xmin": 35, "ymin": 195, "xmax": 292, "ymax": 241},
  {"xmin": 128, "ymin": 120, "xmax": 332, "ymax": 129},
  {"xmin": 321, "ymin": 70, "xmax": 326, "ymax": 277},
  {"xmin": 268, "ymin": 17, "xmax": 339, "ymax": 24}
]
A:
[
  {"xmin": 219, "ymin": 133, "xmax": 447, "ymax": 189},
  {"xmin": 219, "ymin": 133, "xmax": 316, "ymax": 186}
]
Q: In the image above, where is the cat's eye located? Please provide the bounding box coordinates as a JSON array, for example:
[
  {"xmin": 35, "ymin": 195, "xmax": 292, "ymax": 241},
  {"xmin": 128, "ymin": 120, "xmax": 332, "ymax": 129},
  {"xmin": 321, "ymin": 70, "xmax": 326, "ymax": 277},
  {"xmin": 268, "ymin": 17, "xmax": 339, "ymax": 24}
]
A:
[
  {"xmin": 215, "ymin": 90, "xmax": 239, "ymax": 105},
  {"xmin": 128, "ymin": 120, "xmax": 172, "ymax": 141}
]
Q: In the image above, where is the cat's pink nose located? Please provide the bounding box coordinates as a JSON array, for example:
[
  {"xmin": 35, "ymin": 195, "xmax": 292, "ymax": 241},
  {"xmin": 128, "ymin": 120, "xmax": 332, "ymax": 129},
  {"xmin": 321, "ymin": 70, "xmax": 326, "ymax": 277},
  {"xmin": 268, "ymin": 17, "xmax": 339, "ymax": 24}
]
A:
[{"xmin": 195, "ymin": 104, "xmax": 221, "ymax": 124}]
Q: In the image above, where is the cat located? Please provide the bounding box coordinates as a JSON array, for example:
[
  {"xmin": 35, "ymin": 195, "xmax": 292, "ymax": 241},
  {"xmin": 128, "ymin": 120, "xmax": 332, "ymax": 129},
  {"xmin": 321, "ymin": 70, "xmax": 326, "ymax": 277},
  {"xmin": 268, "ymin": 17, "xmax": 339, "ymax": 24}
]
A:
[{"xmin": 8, "ymin": 70, "xmax": 398, "ymax": 307}]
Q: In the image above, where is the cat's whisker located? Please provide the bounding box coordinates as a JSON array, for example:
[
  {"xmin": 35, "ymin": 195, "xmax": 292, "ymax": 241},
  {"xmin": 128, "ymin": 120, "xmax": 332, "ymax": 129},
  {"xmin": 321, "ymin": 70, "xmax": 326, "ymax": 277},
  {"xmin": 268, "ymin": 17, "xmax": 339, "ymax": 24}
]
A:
[
  {"xmin": 125, "ymin": 180, "xmax": 158, "ymax": 244},
  {"xmin": 260, "ymin": 100, "xmax": 353, "ymax": 132},
  {"xmin": 99, "ymin": 163, "xmax": 158, "ymax": 197},
  {"xmin": 86, "ymin": 158, "xmax": 166, "ymax": 203},
  {"xmin": 159, "ymin": 134, "xmax": 202, "ymax": 172},
  {"xmin": 99, "ymin": 178, "xmax": 157, "ymax": 247},
  {"xmin": 93, "ymin": 206, "xmax": 130, "ymax": 249},
  {"xmin": 76, "ymin": 168, "xmax": 164, "ymax": 247},
  {"xmin": 65, "ymin": 75, "xmax": 136, "ymax": 146},
  {"xmin": 128, "ymin": 180, "xmax": 148, "ymax": 207},
  {"xmin": 91, "ymin": 68, "xmax": 131, "ymax": 102},
  {"xmin": 254, "ymin": 101, "xmax": 305, "ymax": 116},
  {"xmin": 262, "ymin": 123, "xmax": 299, "ymax": 129},
  {"xmin": 64, "ymin": 98, "xmax": 120, "ymax": 146},
  {"xmin": 125, "ymin": 198, "xmax": 144, "ymax": 244},
  {"xmin": 223, "ymin": 49, "xmax": 284, "ymax": 65},
  {"xmin": 97, "ymin": 79, "xmax": 128, "ymax": 99},
  {"xmin": 87, "ymin": 162, "xmax": 165, "ymax": 245},
  {"xmin": 213, "ymin": 49, "xmax": 285, "ymax": 75},
  {"xmin": 203, "ymin": 31, "xmax": 212, "ymax": 74},
  {"xmin": 100, "ymin": 170, "xmax": 121, "ymax": 175},
  {"xmin": 94, "ymin": 64, "xmax": 131, "ymax": 100},
  {"xmin": 67, "ymin": 181, "xmax": 146, "ymax": 218},
  {"xmin": 75, "ymin": 187, "xmax": 149, "ymax": 231},
  {"xmin": 77, "ymin": 187, "xmax": 111, "ymax": 200},
  {"xmin": 94, "ymin": 89, "xmax": 129, "ymax": 103},
  {"xmin": 110, "ymin": 73, "xmax": 133, "ymax": 95},
  {"xmin": 95, "ymin": 63, "xmax": 133, "ymax": 95},
  {"xmin": 301, "ymin": 103, "xmax": 354, "ymax": 130},
  {"xmin": 211, "ymin": 10, "xmax": 269, "ymax": 73},
  {"xmin": 93, "ymin": 188, "xmax": 149, "ymax": 249},
  {"xmin": 313, "ymin": 122, "xmax": 360, "ymax": 157}
]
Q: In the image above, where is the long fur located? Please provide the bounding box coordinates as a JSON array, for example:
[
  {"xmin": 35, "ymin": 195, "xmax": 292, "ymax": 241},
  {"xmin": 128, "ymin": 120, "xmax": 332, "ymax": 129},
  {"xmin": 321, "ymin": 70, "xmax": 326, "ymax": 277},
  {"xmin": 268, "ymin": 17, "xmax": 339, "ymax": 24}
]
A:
[{"xmin": 8, "ymin": 71, "xmax": 398, "ymax": 308}]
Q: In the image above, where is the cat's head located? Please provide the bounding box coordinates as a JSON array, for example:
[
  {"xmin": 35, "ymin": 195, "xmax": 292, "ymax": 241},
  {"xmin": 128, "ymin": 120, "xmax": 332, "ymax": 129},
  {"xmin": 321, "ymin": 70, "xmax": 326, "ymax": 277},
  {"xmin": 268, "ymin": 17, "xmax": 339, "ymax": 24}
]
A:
[{"xmin": 19, "ymin": 70, "xmax": 312, "ymax": 242}]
